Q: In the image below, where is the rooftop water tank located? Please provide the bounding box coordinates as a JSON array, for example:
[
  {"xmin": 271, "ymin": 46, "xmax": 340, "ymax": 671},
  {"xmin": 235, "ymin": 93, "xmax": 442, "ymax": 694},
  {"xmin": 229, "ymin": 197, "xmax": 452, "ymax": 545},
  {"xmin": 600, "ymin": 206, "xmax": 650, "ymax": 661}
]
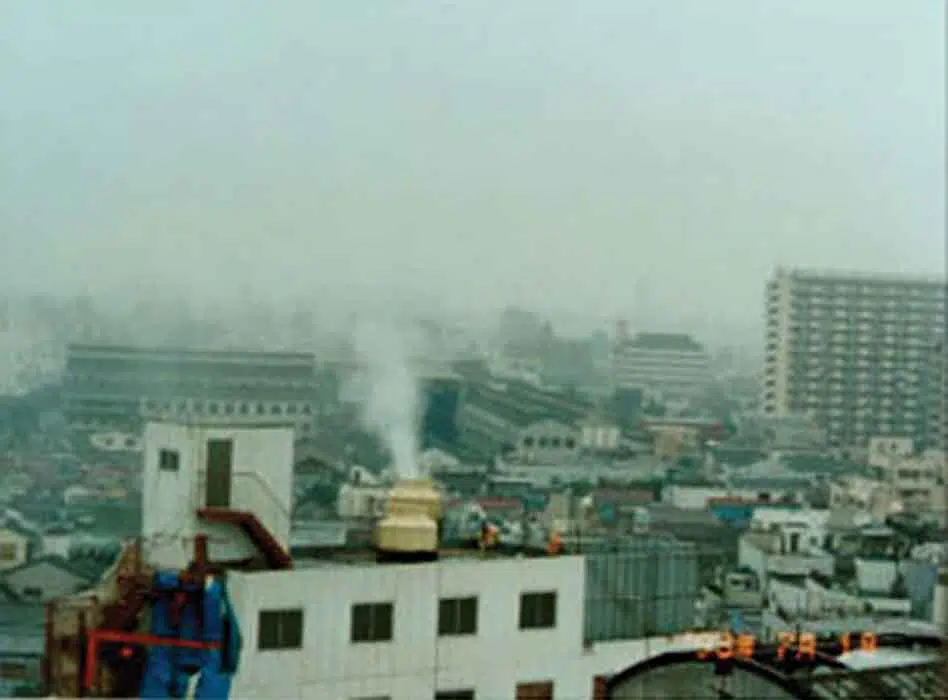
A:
[{"xmin": 375, "ymin": 478, "xmax": 443, "ymax": 563}]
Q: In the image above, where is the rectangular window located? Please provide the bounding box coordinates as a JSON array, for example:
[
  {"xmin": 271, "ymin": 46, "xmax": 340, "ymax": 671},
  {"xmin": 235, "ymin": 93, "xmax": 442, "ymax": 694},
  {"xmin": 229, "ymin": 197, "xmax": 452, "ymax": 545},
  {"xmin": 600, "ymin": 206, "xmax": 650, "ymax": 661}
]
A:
[
  {"xmin": 435, "ymin": 692, "xmax": 475, "ymax": 700},
  {"xmin": 438, "ymin": 596, "xmax": 478, "ymax": 636},
  {"xmin": 158, "ymin": 448, "xmax": 180, "ymax": 472},
  {"xmin": 351, "ymin": 602, "xmax": 394, "ymax": 643},
  {"xmin": 0, "ymin": 542, "xmax": 17, "ymax": 562},
  {"xmin": 257, "ymin": 609, "xmax": 304, "ymax": 650},
  {"xmin": 515, "ymin": 681, "xmax": 553, "ymax": 700},
  {"xmin": 518, "ymin": 591, "xmax": 557, "ymax": 629},
  {"xmin": 0, "ymin": 661, "xmax": 28, "ymax": 680}
]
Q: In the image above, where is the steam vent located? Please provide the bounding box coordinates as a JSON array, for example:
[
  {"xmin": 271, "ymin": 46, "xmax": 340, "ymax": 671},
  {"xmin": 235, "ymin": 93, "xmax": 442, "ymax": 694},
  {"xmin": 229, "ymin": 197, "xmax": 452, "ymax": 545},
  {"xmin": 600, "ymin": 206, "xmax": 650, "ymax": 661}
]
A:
[{"xmin": 375, "ymin": 478, "xmax": 444, "ymax": 563}]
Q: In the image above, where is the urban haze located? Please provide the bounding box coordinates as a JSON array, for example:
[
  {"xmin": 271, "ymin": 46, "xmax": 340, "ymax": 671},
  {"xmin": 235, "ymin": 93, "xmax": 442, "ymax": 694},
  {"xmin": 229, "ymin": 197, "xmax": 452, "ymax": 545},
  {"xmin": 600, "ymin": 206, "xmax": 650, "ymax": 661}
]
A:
[
  {"xmin": 0, "ymin": 2, "xmax": 946, "ymax": 699},
  {"xmin": 2, "ymin": 2, "xmax": 944, "ymax": 336}
]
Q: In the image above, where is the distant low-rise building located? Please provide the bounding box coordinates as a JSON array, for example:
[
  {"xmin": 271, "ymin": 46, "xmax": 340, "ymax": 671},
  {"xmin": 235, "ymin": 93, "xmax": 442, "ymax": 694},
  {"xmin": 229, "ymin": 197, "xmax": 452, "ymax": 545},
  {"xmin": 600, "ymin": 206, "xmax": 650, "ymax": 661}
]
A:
[
  {"xmin": 0, "ymin": 524, "xmax": 32, "ymax": 572},
  {"xmin": 663, "ymin": 474, "xmax": 808, "ymax": 511},
  {"xmin": 867, "ymin": 436, "xmax": 916, "ymax": 468},
  {"xmin": 868, "ymin": 437, "xmax": 946, "ymax": 514},
  {"xmin": 738, "ymin": 518, "xmax": 835, "ymax": 592},
  {"xmin": 335, "ymin": 483, "xmax": 389, "ymax": 520},
  {"xmin": 612, "ymin": 332, "xmax": 711, "ymax": 399},
  {"xmin": 830, "ymin": 476, "xmax": 899, "ymax": 520},
  {"xmin": 738, "ymin": 412, "xmax": 827, "ymax": 453},
  {"xmin": 0, "ymin": 554, "xmax": 97, "ymax": 602},
  {"xmin": 642, "ymin": 417, "xmax": 725, "ymax": 444},
  {"xmin": 454, "ymin": 379, "xmax": 592, "ymax": 461}
]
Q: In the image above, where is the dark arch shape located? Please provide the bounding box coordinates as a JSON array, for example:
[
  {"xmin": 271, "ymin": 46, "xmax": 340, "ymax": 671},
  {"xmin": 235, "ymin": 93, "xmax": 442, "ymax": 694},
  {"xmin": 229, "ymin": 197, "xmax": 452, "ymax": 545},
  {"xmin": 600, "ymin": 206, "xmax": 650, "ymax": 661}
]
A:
[
  {"xmin": 605, "ymin": 649, "xmax": 820, "ymax": 700},
  {"xmin": 605, "ymin": 633, "xmax": 946, "ymax": 700}
]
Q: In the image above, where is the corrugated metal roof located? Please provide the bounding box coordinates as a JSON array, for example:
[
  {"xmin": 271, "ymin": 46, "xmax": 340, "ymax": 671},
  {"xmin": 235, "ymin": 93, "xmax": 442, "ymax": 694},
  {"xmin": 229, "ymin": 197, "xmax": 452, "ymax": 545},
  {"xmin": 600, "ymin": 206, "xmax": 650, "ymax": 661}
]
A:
[
  {"xmin": 806, "ymin": 659, "xmax": 945, "ymax": 700},
  {"xmin": 594, "ymin": 489, "xmax": 654, "ymax": 505},
  {"xmin": 837, "ymin": 647, "xmax": 939, "ymax": 670},
  {"xmin": 608, "ymin": 643, "xmax": 946, "ymax": 699}
]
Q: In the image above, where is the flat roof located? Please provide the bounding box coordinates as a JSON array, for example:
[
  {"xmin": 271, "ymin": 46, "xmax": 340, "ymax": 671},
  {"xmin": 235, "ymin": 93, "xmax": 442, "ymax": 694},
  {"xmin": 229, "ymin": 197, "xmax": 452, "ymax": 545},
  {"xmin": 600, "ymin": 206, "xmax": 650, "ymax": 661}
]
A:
[
  {"xmin": 143, "ymin": 418, "xmax": 299, "ymax": 430},
  {"xmin": 776, "ymin": 267, "xmax": 947, "ymax": 286},
  {"xmin": 67, "ymin": 343, "xmax": 315, "ymax": 363},
  {"xmin": 290, "ymin": 544, "xmax": 564, "ymax": 569}
]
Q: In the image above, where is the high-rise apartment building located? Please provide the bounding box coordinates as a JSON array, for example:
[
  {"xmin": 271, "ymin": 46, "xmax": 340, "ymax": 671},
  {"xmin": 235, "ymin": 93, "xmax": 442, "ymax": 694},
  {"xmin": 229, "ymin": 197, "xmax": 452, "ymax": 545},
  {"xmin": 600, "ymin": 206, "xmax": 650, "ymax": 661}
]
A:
[{"xmin": 762, "ymin": 268, "xmax": 946, "ymax": 449}]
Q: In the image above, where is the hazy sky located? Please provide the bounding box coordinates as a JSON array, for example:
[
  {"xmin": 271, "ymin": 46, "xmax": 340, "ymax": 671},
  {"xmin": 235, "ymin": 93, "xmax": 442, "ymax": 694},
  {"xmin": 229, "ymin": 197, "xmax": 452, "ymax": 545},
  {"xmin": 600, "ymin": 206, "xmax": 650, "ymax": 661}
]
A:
[{"xmin": 1, "ymin": 1, "xmax": 944, "ymax": 333}]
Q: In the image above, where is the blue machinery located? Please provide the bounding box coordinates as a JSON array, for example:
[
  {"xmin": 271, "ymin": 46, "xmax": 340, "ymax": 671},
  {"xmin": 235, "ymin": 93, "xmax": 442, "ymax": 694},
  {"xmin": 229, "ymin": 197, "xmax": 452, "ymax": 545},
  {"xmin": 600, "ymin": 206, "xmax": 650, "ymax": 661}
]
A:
[
  {"xmin": 81, "ymin": 571, "xmax": 242, "ymax": 698},
  {"xmin": 139, "ymin": 572, "xmax": 242, "ymax": 698}
]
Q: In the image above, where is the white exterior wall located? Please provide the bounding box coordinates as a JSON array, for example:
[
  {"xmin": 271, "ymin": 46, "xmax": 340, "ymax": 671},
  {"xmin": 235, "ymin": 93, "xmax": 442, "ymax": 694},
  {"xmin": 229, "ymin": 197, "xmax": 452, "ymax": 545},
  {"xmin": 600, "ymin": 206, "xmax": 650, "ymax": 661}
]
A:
[
  {"xmin": 612, "ymin": 347, "xmax": 710, "ymax": 397},
  {"xmin": 830, "ymin": 477, "xmax": 898, "ymax": 519},
  {"xmin": 750, "ymin": 510, "xmax": 829, "ymax": 552},
  {"xmin": 854, "ymin": 558, "xmax": 898, "ymax": 595},
  {"xmin": 664, "ymin": 485, "xmax": 810, "ymax": 511},
  {"xmin": 224, "ymin": 555, "xmax": 714, "ymax": 700},
  {"xmin": 142, "ymin": 422, "xmax": 294, "ymax": 569},
  {"xmin": 662, "ymin": 485, "xmax": 731, "ymax": 509},
  {"xmin": 883, "ymin": 449, "xmax": 947, "ymax": 513},
  {"xmin": 739, "ymin": 536, "xmax": 834, "ymax": 591},
  {"xmin": 768, "ymin": 577, "xmax": 910, "ymax": 620},
  {"xmin": 738, "ymin": 537, "xmax": 768, "ymax": 588},
  {"xmin": 516, "ymin": 420, "xmax": 580, "ymax": 464},
  {"xmin": 336, "ymin": 484, "xmax": 389, "ymax": 519},
  {"xmin": 803, "ymin": 578, "xmax": 865, "ymax": 617},
  {"xmin": 580, "ymin": 424, "xmax": 621, "ymax": 451},
  {"xmin": 867, "ymin": 436, "xmax": 914, "ymax": 468},
  {"xmin": 934, "ymin": 572, "xmax": 947, "ymax": 632}
]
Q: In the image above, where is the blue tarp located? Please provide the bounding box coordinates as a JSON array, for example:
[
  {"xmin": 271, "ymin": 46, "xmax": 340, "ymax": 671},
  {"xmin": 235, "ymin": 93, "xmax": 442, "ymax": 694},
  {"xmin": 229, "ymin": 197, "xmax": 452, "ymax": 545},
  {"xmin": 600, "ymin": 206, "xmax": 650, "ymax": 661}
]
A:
[
  {"xmin": 729, "ymin": 609, "xmax": 749, "ymax": 633},
  {"xmin": 710, "ymin": 502, "xmax": 803, "ymax": 529},
  {"xmin": 139, "ymin": 572, "xmax": 242, "ymax": 699},
  {"xmin": 598, "ymin": 502, "xmax": 618, "ymax": 526}
]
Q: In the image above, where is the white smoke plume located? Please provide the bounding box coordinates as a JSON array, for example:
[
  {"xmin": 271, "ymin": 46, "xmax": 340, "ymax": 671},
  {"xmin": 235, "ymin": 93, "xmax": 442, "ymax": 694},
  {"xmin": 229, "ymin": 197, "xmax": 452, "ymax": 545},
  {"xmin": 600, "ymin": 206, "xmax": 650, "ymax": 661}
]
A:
[{"xmin": 349, "ymin": 319, "xmax": 422, "ymax": 480}]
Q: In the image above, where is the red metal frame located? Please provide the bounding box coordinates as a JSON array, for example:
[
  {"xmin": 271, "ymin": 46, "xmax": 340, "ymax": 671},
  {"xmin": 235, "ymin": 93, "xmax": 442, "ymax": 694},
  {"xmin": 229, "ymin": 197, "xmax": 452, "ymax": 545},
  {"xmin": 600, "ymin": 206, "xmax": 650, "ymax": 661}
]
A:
[
  {"xmin": 82, "ymin": 629, "xmax": 221, "ymax": 693},
  {"xmin": 80, "ymin": 535, "xmax": 222, "ymax": 695}
]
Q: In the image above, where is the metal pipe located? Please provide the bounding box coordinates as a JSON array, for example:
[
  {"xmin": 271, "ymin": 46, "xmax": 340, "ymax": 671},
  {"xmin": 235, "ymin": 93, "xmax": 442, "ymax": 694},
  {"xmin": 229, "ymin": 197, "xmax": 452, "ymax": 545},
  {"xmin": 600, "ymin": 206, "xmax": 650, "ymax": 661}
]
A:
[
  {"xmin": 77, "ymin": 610, "xmax": 88, "ymax": 698},
  {"xmin": 81, "ymin": 629, "xmax": 222, "ymax": 693},
  {"xmin": 43, "ymin": 600, "xmax": 55, "ymax": 694},
  {"xmin": 194, "ymin": 533, "xmax": 209, "ymax": 568}
]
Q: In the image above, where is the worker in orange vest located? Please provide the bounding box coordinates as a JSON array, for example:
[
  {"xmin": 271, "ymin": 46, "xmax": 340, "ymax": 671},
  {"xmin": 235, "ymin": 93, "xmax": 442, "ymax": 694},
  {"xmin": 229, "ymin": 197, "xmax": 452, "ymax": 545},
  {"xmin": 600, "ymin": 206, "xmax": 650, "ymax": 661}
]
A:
[
  {"xmin": 479, "ymin": 521, "xmax": 499, "ymax": 551},
  {"xmin": 547, "ymin": 530, "xmax": 564, "ymax": 555}
]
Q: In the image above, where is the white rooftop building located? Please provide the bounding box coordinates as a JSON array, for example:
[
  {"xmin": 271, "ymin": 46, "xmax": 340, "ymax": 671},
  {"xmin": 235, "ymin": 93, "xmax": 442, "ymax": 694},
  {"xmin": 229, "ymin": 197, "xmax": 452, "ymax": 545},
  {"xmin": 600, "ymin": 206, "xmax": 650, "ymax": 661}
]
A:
[
  {"xmin": 84, "ymin": 420, "xmax": 711, "ymax": 700},
  {"xmin": 141, "ymin": 421, "xmax": 295, "ymax": 569},
  {"xmin": 225, "ymin": 554, "xmax": 699, "ymax": 699}
]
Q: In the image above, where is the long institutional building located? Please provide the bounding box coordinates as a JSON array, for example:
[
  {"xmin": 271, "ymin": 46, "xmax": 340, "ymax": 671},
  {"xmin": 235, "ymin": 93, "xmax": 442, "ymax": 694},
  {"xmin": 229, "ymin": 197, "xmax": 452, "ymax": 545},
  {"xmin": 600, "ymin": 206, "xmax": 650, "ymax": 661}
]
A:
[
  {"xmin": 63, "ymin": 344, "xmax": 322, "ymax": 438},
  {"xmin": 62, "ymin": 343, "xmax": 463, "ymax": 453},
  {"xmin": 762, "ymin": 268, "xmax": 947, "ymax": 450}
]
